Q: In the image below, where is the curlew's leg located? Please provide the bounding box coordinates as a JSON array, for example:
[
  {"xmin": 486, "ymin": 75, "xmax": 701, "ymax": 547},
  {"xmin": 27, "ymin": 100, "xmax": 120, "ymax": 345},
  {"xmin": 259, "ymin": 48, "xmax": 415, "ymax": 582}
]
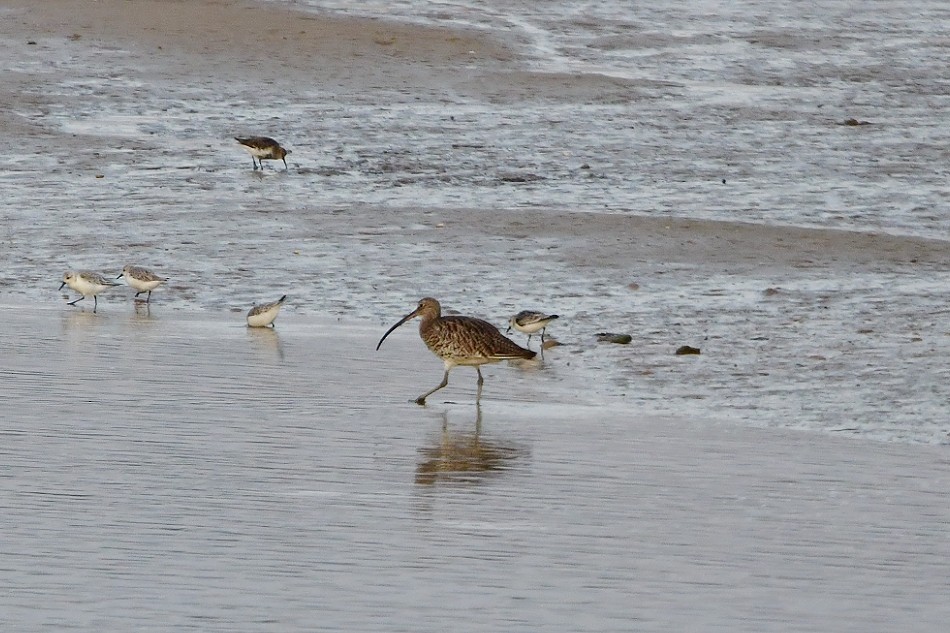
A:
[
  {"xmin": 475, "ymin": 367, "xmax": 484, "ymax": 401},
  {"xmin": 146, "ymin": 290, "xmax": 152, "ymax": 304},
  {"xmin": 282, "ymin": 157, "xmax": 288, "ymax": 170},
  {"xmin": 540, "ymin": 328, "xmax": 546, "ymax": 342},
  {"xmin": 67, "ymin": 296, "xmax": 83, "ymax": 306},
  {"xmin": 415, "ymin": 369, "xmax": 450, "ymax": 406},
  {"xmin": 93, "ymin": 295, "xmax": 98, "ymax": 313}
]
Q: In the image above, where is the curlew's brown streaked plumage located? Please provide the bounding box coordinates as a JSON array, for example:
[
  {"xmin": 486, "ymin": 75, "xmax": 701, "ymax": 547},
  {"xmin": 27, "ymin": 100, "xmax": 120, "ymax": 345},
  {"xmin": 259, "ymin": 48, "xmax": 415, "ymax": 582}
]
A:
[
  {"xmin": 235, "ymin": 136, "xmax": 290, "ymax": 170},
  {"xmin": 376, "ymin": 297, "xmax": 537, "ymax": 405}
]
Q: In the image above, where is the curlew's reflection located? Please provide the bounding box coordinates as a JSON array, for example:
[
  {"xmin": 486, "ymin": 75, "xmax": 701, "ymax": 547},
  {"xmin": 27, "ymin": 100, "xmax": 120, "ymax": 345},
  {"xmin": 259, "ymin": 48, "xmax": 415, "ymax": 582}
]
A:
[{"xmin": 415, "ymin": 404, "xmax": 529, "ymax": 485}]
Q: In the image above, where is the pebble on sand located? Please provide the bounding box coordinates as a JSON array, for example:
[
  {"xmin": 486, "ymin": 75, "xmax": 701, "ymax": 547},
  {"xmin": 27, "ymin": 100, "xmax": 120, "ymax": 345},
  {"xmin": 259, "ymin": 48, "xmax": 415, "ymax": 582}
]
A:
[
  {"xmin": 597, "ymin": 333, "xmax": 632, "ymax": 345},
  {"xmin": 675, "ymin": 345, "xmax": 701, "ymax": 355}
]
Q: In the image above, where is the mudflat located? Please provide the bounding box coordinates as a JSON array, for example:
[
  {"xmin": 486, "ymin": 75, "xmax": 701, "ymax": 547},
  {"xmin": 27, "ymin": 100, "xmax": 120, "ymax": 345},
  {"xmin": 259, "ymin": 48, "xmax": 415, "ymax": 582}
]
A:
[{"xmin": 3, "ymin": 0, "xmax": 950, "ymax": 628}]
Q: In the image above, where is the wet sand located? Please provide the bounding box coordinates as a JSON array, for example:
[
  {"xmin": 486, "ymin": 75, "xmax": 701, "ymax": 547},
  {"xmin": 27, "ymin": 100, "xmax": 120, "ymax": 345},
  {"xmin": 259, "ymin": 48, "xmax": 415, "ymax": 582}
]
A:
[
  {"xmin": 1, "ymin": 0, "xmax": 948, "ymax": 425},
  {"xmin": 1, "ymin": 0, "xmax": 513, "ymax": 139}
]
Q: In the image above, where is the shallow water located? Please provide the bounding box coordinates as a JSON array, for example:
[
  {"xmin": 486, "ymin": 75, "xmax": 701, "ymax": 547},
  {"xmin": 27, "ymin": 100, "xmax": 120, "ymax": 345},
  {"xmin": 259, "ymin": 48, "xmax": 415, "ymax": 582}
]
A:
[{"xmin": 2, "ymin": 308, "xmax": 949, "ymax": 632}]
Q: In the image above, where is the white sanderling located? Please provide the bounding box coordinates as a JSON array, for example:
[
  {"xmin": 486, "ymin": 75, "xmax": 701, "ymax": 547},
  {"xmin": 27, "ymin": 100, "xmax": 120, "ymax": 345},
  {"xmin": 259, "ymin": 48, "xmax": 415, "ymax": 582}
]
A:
[
  {"xmin": 235, "ymin": 136, "xmax": 290, "ymax": 170},
  {"xmin": 247, "ymin": 295, "xmax": 287, "ymax": 328},
  {"xmin": 60, "ymin": 271, "xmax": 119, "ymax": 312},
  {"xmin": 506, "ymin": 310, "xmax": 560, "ymax": 343},
  {"xmin": 116, "ymin": 265, "xmax": 166, "ymax": 303}
]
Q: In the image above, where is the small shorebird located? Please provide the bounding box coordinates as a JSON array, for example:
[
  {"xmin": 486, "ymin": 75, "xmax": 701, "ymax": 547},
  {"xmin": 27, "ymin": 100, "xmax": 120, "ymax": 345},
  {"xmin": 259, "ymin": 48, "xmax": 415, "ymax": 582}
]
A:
[
  {"xmin": 377, "ymin": 297, "xmax": 536, "ymax": 405},
  {"xmin": 235, "ymin": 136, "xmax": 290, "ymax": 170},
  {"xmin": 507, "ymin": 310, "xmax": 559, "ymax": 343},
  {"xmin": 60, "ymin": 271, "xmax": 119, "ymax": 312},
  {"xmin": 247, "ymin": 295, "xmax": 287, "ymax": 328},
  {"xmin": 116, "ymin": 265, "xmax": 166, "ymax": 303}
]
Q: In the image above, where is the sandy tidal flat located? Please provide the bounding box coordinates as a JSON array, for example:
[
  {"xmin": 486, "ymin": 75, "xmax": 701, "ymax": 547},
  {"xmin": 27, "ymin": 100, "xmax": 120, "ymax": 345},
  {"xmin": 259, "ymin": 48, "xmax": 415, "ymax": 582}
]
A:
[{"xmin": 1, "ymin": 0, "xmax": 950, "ymax": 628}]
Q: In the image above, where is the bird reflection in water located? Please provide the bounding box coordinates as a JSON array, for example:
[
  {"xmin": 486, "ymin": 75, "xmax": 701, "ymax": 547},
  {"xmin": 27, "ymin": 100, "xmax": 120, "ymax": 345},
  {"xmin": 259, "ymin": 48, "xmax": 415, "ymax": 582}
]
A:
[
  {"xmin": 123, "ymin": 301, "xmax": 158, "ymax": 335},
  {"xmin": 415, "ymin": 404, "xmax": 528, "ymax": 485},
  {"xmin": 131, "ymin": 300, "xmax": 154, "ymax": 320},
  {"xmin": 61, "ymin": 308, "xmax": 102, "ymax": 332},
  {"xmin": 247, "ymin": 325, "xmax": 285, "ymax": 361}
]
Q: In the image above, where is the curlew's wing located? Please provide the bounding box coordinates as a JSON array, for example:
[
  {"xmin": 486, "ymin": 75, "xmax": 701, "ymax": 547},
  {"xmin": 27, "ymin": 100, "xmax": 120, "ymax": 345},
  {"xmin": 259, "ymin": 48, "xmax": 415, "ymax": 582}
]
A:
[{"xmin": 425, "ymin": 316, "xmax": 536, "ymax": 361}]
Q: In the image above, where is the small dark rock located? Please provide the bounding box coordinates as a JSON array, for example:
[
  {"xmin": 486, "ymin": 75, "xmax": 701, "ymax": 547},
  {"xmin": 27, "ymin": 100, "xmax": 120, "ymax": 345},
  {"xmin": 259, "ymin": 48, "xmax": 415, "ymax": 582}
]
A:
[
  {"xmin": 763, "ymin": 287, "xmax": 781, "ymax": 296},
  {"xmin": 27, "ymin": 40, "xmax": 37, "ymax": 45},
  {"xmin": 597, "ymin": 333, "xmax": 632, "ymax": 345},
  {"xmin": 499, "ymin": 173, "xmax": 543, "ymax": 183},
  {"xmin": 675, "ymin": 345, "xmax": 701, "ymax": 355},
  {"xmin": 840, "ymin": 118, "xmax": 870, "ymax": 126}
]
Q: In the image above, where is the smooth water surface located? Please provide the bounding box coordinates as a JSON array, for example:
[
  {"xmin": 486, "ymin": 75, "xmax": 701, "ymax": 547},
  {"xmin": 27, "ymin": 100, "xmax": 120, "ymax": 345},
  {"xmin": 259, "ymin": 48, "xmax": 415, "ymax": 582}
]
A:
[{"xmin": 1, "ymin": 308, "xmax": 949, "ymax": 631}]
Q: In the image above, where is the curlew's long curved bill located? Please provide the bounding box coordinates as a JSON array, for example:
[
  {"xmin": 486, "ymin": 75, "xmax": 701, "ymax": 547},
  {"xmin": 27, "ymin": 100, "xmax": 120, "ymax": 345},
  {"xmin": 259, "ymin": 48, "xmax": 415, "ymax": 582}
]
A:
[{"xmin": 376, "ymin": 309, "xmax": 419, "ymax": 351}]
